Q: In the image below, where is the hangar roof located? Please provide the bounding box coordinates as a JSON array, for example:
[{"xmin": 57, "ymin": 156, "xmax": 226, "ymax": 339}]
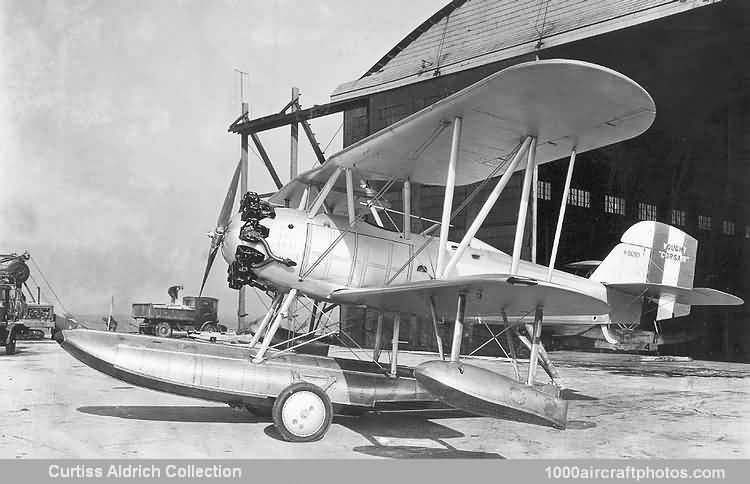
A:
[{"xmin": 331, "ymin": 0, "xmax": 719, "ymax": 102}]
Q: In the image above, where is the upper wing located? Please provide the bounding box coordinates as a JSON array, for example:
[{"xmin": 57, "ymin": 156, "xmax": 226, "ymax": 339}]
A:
[
  {"xmin": 328, "ymin": 274, "xmax": 610, "ymax": 319},
  {"xmin": 271, "ymin": 59, "xmax": 655, "ymax": 208}
]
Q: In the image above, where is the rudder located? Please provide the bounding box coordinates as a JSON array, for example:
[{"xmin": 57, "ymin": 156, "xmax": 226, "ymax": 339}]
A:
[
  {"xmin": 591, "ymin": 221, "xmax": 697, "ymax": 288},
  {"xmin": 591, "ymin": 221, "xmax": 697, "ymax": 321}
]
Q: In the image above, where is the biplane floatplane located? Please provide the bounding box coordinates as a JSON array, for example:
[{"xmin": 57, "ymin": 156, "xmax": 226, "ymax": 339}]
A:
[{"xmin": 59, "ymin": 60, "xmax": 742, "ymax": 442}]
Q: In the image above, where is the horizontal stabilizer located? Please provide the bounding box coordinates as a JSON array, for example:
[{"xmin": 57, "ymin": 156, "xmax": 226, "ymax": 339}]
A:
[
  {"xmin": 564, "ymin": 260, "xmax": 602, "ymax": 271},
  {"xmin": 605, "ymin": 283, "xmax": 744, "ymax": 307},
  {"xmin": 329, "ymin": 275, "xmax": 609, "ymax": 320}
]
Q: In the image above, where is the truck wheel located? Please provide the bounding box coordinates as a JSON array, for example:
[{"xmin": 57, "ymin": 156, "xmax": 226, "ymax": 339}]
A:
[
  {"xmin": 154, "ymin": 322, "xmax": 172, "ymax": 338},
  {"xmin": 272, "ymin": 382, "xmax": 333, "ymax": 442}
]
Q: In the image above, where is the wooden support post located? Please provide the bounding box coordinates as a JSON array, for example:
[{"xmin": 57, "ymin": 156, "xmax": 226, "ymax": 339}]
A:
[
  {"xmin": 443, "ymin": 137, "xmax": 532, "ymax": 276},
  {"xmin": 547, "ymin": 149, "xmax": 576, "ymax": 281},
  {"xmin": 429, "ymin": 296, "xmax": 445, "ymax": 360},
  {"xmin": 290, "ymin": 87, "xmax": 299, "ymax": 180},
  {"xmin": 239, "ymin": 101, "xmax": 249, "ymax": 331},
  {"xmin": 300, "ymin": 118, "xmax": 326, "ymax": 165},
  {"xmin": 450, "ymin": 294, "xmax": 466, "ymax": 362},
  {"xmin": 250, "ymin": 133, "xmax": 283, "ymax": 189},
  {"xmin": 511, "ymin": 137, "xmax": 537, "ymax": 276},
  {"xmin": 248, "ymin": 293, "xmax": 283, "ymax": 348},
  {"xmin": 437, "ymin": 117, "xmax": 462, "ymax": 278},
  {"xmin": 253, "ymin": 289, "xmax": 298, "ymax": 363},
  {"xmin": 403, "ymin": 179, "xmax": 411, "ymax": 239},
  {"xmin": 241, "ymin": 104, "xmax": 249, "ymax": 193},
  {"xmin": 345, "ymin": 168, "xmax": 356, "ymax": 225},
  {"xmin": 373, "ymin": 312, "xmax": 384, "ymax": 361},
  {"xmin": 390, "ymin": 313, "xmax": 401, "ymax": 377}
]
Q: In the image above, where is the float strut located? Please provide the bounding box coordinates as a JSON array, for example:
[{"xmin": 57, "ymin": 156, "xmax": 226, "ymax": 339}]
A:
[
  {"xmin": 248, "ymin": 293, "xmax": 283, "ymax": 348},
  {"xmin": 390, "ymin": 313, "xmax": 401, "ymax": 377},
  {"xmin": 253, "ymin": 289, "xmax": 298, "ymax": 362},
  {"xmin": 526, "ymin": 307, "xmax": 543, "ymax": 385},
  {"xmin": 450, "ymin": 294, "xmax": 467, "ymax": 362},
  {"xmin": 373, "ymin": 312, "xmax": 384, "ymax": 361},
  {"xmin": 501, "ymin": 311, "xmax": 521, "ymax": 382},
  {"xmin": 428, "ymin": 296, "xmax": 445, "ymax": 360},
  {"xmin": 520, "ymin": 324, "xmax": 563, "ymax": 387}
]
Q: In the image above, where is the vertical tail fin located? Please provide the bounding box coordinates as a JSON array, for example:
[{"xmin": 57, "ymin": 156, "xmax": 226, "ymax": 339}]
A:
[
  {"xmin": 591, "ymin": 221, "xmax": 697, "ymax": 321},
  {"xmin": 591, "ymin": 221, "xmax": 697, "ymax": 287}
]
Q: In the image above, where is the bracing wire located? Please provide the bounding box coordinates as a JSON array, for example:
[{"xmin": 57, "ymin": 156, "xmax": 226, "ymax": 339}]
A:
[
  {"xmin": 28, "ymin": 257, "xmax": 71, "ymax": 317},
  {"xmin": 323, "ymin": 122, "xmax": 344, "ymax": 154}
]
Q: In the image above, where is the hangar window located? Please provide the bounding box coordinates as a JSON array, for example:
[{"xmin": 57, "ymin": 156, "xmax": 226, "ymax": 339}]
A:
[
  {"xmin": 378, "ymin": 103, "xmax": 408, "ymax": 126},
  {"xmin": 605, "ymin": 195, "xmax": 625, "ymax": 215},
  {"xmin": 638, "ymin": 203, "xmax": 657, "ymax": 221},
  {"xmin": 537, "ymin": 180, "xmax": 551, "ymax": 200},
  {"xmin": 567, "ymin": 188, "xmax": 590, "ymax": 208},
  {"xmin": 671, "ymin": 209, "xmax": 686, "ymax": 226},
  {"xmin": 722, "ymin": 220, "xmax": 735, "ymax": 236},
  {"xmin": 698, "ymin": 215, "xmax": 712, "ymax": 231}
]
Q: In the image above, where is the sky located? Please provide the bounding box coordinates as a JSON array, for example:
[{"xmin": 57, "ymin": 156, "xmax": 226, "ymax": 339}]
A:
[{"xmin": 0, "ymin": 0, "xmax": 445, "ymax": 323}]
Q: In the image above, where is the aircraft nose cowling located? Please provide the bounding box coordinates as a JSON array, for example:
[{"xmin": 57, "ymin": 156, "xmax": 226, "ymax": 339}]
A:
[{"xmin": 414, "ymin": 360, "xmax": 568, "ymax": 429}]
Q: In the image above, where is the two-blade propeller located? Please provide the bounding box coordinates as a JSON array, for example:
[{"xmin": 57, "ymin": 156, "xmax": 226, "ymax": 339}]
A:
[{"xmin": 199, "ymin": 160, "xmax": 241, "ymax": 297}]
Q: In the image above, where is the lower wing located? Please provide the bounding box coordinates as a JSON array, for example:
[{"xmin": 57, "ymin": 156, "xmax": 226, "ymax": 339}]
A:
[{"xmin": 329, "ymin": 275, "xmax": 609, "ymax": 320}]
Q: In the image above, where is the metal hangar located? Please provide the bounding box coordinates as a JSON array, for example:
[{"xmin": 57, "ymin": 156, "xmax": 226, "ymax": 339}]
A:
[{"xmin": 331, "ymin": 0, "xmax": 749, "ymax": 360}]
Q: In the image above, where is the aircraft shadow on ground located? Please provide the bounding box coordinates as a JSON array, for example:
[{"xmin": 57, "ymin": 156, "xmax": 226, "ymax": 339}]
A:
[
  {"xmin": 343, "ymin": 412, "xmax": 504, "ymax": 459},
  {"xmin": 350, "ymin": 445, "xmax": 504, "ymax": 459},
  {"xmin": 77, "ymin": 405, "xmax": 265, "ymax": 423},
  {"xmin": 560, "ymin": 388, "xmax": 598, "ymax": 401},
  {"xmin": 263, "ymin": 414, "xmax": 505, "ymax": 458}
]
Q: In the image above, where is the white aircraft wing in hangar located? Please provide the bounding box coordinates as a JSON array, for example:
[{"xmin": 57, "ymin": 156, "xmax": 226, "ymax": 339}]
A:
[
  {"xmin": 328, "ymin": 274, "xmax": 610, "ymax": 321},
  {"xmin": 270, "ymin": 58, "xmax": 655, "ymax": 209}
]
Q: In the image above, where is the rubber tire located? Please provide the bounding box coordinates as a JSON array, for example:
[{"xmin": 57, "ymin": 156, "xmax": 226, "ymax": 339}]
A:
[
  {"xmin": 5, "ymin": 338, "xmax": 16, "ymax": 355},
  {"xmin": 272, "ymin": 382, "xmax": 333, "ymax": 443},
  {"xmin": 154, "ymin": 322, "xmax": 172, "ymax": 338}
]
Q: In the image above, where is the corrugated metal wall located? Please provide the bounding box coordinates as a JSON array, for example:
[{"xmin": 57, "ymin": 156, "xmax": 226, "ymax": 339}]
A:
[
  {"xmin": 332, "ymin": 0, "xmax": 719, "ymax": 101},
  {"xmin": 338, "ymin": 1, "xmax": 750, "ymax": 360}
]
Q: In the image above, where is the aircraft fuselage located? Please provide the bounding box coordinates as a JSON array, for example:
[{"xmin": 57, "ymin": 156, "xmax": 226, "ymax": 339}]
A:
[{"xmin": 222, "ymin": 208, "xmax": 609, "ymax": 323}]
